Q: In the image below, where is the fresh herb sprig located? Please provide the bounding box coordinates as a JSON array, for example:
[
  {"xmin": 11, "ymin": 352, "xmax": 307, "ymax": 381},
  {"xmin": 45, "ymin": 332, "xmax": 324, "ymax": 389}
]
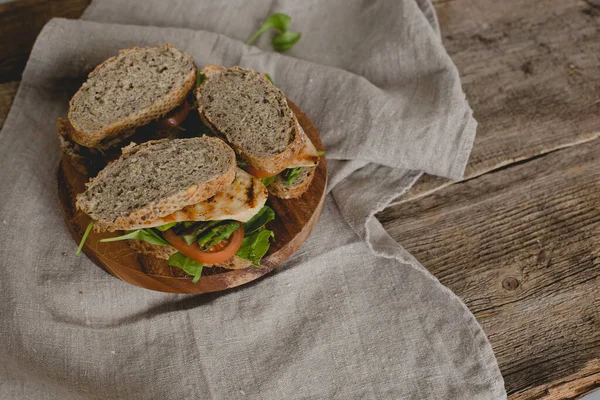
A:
[
  {"xmin": 246, "ymin": 13, "xmax": 301, "ymax": 52},
  {"xmin": 100, "ymin": 229, "xmax": 169, "ymax": 246},
  {"xmin": 76, "ymin": 222, "xmax": 94, "ymax": 256}
]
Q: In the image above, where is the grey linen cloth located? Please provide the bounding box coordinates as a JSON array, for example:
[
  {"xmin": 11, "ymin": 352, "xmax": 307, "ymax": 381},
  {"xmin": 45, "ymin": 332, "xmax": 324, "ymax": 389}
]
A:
[{"xmin": 0, "ymin": 1, "xmax": 506, "ymax": 398}]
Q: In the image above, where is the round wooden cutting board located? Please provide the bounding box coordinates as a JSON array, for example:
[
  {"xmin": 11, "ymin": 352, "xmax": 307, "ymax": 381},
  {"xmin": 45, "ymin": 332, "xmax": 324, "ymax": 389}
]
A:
[{"xmin": 58, "ymin": 101, "xmax": 327, "ymax": 294}]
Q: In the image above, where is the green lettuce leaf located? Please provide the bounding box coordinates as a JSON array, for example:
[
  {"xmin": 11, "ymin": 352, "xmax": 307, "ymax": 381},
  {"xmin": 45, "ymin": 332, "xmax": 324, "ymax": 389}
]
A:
[
  {"xmin": 284, "ymin": 167, "xmax": 303, "ymax": 185},
  {"xmin": 236, "ymin": 229, "xmax": 275, "ymax": 266},
  {"xmin": 243, "ymin": 206, "xmax": 275, "ymax": 235},
  {"xmin": 99, "ymin": 229, "xmax": 169, "ymax": 246},
  {"xmin": 168, "ymin": 252, "xmax": 203, "ymax": 283}
]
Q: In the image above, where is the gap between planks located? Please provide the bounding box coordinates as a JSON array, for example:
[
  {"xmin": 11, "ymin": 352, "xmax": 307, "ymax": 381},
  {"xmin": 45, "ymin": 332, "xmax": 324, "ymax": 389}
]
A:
[
  {"xmin": 388, "ymin": 130, "xmax": 600, "ymax": 208},
  {"xmin": 394, "ymin": 0, "xmax": 600, "ymax": 207}
]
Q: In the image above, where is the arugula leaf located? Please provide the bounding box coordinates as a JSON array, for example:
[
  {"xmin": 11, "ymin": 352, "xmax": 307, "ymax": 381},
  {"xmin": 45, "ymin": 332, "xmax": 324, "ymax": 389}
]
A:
[
  {"xmin": 261, "ymin": 175, "xmax": 278, "ymax": 187},
  {"xmin": 246, "ymin": 13, "xmax": 291, "ymax": 45},
  {"xmin": 317, "ymin": 151, "xmax": 326, "ymax": 156},
  {"xmin": 99, "ymin": 229, "xmax": 169, "ymax": 246},
  {"xmin": 196, "ymin": 70, "xmax": 206, "ymax": 87},
  {"xmin": 236, "ymin": 229, "xmax": 275, "ymax": 266},
  {"xmin": 76, "ymin": 222, "xmax": 94, "ymax": 256},
  {"xmin": 155, "ymin": 222, "xmax": 177, "ymax": 232},
  {"xmin": 243, "ymin": 206, "xmax": 275, "ymax": 235},
  {"xmin": 272, "ymin": 31, "xmax": 301, "ymax": 52},
  {"xmin": 284, "ymin": 167, "xmax": 303, "ymax": 185},
  {"xmin": 264, "ymin": 73, "xmax": 275, "ymax": 85},
  {"xmin": 168, "ymin": 252, "xmax": 203, "ymax": 283}
]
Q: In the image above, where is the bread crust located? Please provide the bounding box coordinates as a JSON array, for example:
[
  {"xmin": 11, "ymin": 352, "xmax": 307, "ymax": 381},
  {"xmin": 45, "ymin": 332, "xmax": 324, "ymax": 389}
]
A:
[
  {"xmin": 127, "ymin": 240, "xmax": 252, "ymax": 269},
  {"xmin": 268, "ymin": 166, "xmax": 317, "ymax": 199},
  {"xmin": 68, "ymin": 44, "xmax": 196, "ymax": 149},
  {"xmin": 196, "ymin": 65, "xmax": 305, "ymax": 175},
  {"xmin": 57, "ymin": 118, "xmax": 94, "ymax": 175},
  {"xmin": 76, "ymin": 137, "xmax": 236, "ymax": 232}
]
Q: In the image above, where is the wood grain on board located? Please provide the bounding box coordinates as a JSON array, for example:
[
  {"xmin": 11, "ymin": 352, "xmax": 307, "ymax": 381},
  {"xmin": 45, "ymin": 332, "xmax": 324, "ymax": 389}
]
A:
[
  {"xmin": 0, "ymin": 0, "xmax": 91, "ymax": 82},
  {"xmin": 379, "ymin": 138, "xmax": 600, "ymax": 398},
  {"xmin": 0, "ymin": 81, "xmax": 19, "ymax": 128},
  {"xmin": 398, "ymin": 0, "xmax": 600, "ymax": 204},
  {"xmin": 58, "ymin": 101, "xmax": 327, "ymax": 294}
]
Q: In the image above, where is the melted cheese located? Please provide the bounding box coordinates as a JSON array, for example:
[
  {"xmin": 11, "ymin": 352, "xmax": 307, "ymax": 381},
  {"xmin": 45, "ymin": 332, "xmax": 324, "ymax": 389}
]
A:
[
  {"xmin": 286, "ymin": 124, "xmax": 320, "ymax": 168},
  {"xmin": 132, "ymin": 168, "xmax": 268, "ymax": 229}
]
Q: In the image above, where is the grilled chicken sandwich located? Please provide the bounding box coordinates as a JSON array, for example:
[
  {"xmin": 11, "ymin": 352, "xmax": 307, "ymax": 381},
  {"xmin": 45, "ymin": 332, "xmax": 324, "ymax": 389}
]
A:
[
  {"xmin": 76, "ymin": 137, "xmax": 275, "ymax": 282},
  {"xmin": 196, "ymin": 65, "xmax": 321, "ymax": 199},
  {"xmin": 58, "ymin": 44, "xmax": 197, "ymax": 175}
]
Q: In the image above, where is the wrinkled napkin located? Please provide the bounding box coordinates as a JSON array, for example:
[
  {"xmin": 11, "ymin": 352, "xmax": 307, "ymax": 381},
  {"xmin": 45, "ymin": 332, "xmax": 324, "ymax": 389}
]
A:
[{"xmin": 0, "ymin": 0, "xmax": 506, "ymax": 398}]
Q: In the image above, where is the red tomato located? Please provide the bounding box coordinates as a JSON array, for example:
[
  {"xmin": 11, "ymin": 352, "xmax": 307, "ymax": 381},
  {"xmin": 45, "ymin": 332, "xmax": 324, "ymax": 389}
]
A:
[
  {"xmin": 156, "ymin": 101, "xmax": 191, "ymax": 129},
  {"xmin": 162, "ymin": 226, "xmax": 244, "ymax": 264},
  {"xmin": 244, "ymin": 164, "xmax": 279, "ymax": 178}
]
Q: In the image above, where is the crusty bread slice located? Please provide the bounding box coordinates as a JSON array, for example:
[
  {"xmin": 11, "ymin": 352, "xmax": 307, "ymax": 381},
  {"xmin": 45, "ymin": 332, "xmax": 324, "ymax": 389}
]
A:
[
  {"xmin": 268, "ymin": 166, "xmax": 317, "ymax": 199},
  {"xmin": 196, "ymin": 65, "xmax": 305, "ymax": 174},
  {"xmin": 127, "ymin": 240, "xmax": 252, "ymax": 269},
  {"xmin": 68, "ymin": 44, "xmax": 196, "ymax": 149},
  {"xmin": 76, "ymin": 137, "xmax": 236, "ymax": 232}
]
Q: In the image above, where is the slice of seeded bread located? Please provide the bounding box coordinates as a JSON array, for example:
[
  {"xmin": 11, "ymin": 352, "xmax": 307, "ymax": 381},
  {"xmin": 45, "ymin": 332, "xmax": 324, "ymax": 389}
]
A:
[
  {"xmin": 196, "ymin": 65, "xmax": 305, "ymax": 174},
  {"xmin": 76, "ymin": 137, "xmax": 236, "ymax": 232},
  {"xmin": 268, "ymin": 166, "xmax": 317, "ymax": 199},
  {"xmin": 68, "ymin": 44, "xmax": 196, "ymax": 149},
  {"xmin": 127, "ymin": 240, "xmax": 252, "ymax": 269}
]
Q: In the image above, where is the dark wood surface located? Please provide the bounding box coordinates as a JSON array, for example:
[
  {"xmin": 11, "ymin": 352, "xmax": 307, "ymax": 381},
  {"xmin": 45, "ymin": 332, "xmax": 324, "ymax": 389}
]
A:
[
  {"xmin": 0, "ymin": 0, "xmax": 91, "ymax": 82},
  {"xmin": 57, "ymin": 101, "xmax": 326, "ymax": 294},
  {"xmin": 1, "ymin": 0, "xmax": 599, "ymax": 398}
]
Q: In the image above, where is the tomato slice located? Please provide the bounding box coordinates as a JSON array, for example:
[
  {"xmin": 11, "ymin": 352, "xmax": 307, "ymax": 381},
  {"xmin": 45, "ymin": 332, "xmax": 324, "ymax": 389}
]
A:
[
  {"xmin": 162, "ymin": 226, "xmax": 244, "ymax": 264},
  {"xmin": 244, "ymin": 164, "xmax": 279, "ymax": 178},
  {"xmin": 156, "ymin": 101, "xmax": 191, "ymax": 129}
]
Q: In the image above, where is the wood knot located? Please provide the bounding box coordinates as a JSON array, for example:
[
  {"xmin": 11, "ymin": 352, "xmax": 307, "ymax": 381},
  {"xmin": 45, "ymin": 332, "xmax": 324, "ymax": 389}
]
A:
[
  {"xmin": 537, "ymin": 249, "xmax": 551, "ymax": 267},
  {"xmin": 502, "ymin": 277, "xmax": 520, "ymax": 291}
]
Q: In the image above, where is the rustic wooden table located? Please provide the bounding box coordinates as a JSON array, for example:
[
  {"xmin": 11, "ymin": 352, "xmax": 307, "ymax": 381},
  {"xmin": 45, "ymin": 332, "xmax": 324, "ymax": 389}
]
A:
[{"xmin": 1, "ymin": 0, "xmax": 598, "ymax": 398}]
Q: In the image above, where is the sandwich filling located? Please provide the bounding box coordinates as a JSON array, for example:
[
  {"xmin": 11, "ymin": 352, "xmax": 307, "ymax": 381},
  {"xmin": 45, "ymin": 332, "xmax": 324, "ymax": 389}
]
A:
[
  {"xmin": 243, "ymin": 127, "xmax": 323, "ymax": 188},
  {"xmin": 77, "ymin": 168, "xmax": 275, "ymax": 283}
]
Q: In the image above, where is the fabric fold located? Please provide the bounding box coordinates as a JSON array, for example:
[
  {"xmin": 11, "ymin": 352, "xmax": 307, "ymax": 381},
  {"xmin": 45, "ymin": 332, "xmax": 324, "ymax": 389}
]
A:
[{"xmin": 0, "ymin": 2, "xmax": 506, "ymax": 398}]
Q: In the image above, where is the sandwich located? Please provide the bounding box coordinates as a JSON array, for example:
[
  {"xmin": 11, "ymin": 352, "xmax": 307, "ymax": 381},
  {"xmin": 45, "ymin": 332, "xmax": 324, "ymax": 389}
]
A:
[
  {"xmin": 75, "ymin": 137, "xmax": 275, "ymax": 282},
  {"xmin": 196, "ymin": 65, "xmax": 322, "ymax": 199},
  {"xmin": 58, "ymin": 44, "xmax": 197, "ymax": 175}
]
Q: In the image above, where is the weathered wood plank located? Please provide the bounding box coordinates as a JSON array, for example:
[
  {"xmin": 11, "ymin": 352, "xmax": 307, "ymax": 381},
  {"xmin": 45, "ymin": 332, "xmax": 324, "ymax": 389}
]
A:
[
  {"xmin": 0, "ymin": 81, "xmax": 19, "ymax": 130},
  {"xmin": 397, "ymin": 0, "xmax": 600, "ymax": 205},
  {"xmin": 378, "ymin": 138, "xmax": 600, "ymax": 398},
  {"xmin": 0, "ymin": 0, "xmax": 91, "ymax": 82},
  {"xmin": 510, "ymin": 361, "xmax": 600, "ymax": 400}
]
